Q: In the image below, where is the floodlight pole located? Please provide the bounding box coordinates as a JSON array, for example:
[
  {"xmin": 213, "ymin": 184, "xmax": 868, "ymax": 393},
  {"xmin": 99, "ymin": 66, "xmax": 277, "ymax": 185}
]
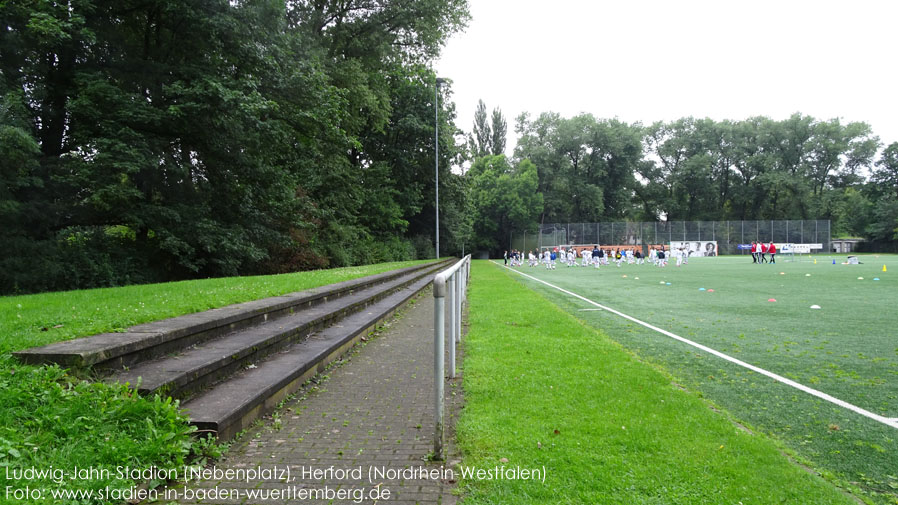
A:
[{"xmin": 435, "ymin": 78, "xmax": 446, "ymax": 259}]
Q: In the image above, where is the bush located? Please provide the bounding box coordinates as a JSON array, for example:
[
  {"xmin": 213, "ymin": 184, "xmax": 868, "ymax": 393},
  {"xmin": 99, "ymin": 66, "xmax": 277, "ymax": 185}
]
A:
[
  {"xmin": 0, "ymin": 221, "xmax": 432, "ymax": 295},
  {"xmin": 335, "ymin": 235, "xmax": 417, "ymax": 265},
  {"xmin": 0, "ymin": 230, "xmax": 154, "ymax": 295}
]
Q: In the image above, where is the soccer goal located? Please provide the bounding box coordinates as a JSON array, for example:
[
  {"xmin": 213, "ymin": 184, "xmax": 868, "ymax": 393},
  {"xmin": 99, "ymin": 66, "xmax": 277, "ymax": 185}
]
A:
[{"xmin": 780, "ymin": 243, "xmax": 823, "ymax": 262}]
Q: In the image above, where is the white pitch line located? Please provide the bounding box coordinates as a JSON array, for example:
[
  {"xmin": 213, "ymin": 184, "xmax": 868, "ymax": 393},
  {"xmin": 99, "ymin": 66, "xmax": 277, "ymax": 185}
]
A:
[{"xmin": 494, "ymin": 262, "xmax": 898, "ymax": 431}]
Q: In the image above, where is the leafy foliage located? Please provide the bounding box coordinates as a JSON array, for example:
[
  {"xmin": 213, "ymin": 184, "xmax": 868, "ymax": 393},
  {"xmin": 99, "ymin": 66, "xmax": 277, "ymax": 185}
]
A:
[
  {"xmin": 467, "ymin": 99, "xmax": 507, "ymax": 158},
  {"xmin": 0, "ymin": 0, "xmax": 470, "ymax": 294},
  {"xmin": 467, "ymin": 109, "xmax": 894, "ymax": 253},
  {"xmin": 640, "ymin": 114, "xmax": 881, "ymax": 224},
  {"xmin": 490, "ymin": 106, "xmax": 507, "ymax": 156},
  {"xmin": 469, "ymin": 99, "xmax": 491, "ymax": 158},
  {"xmin": 468, "ymin": 155, "xmax": 542, "ymax": 251},
  {"xmin": 510, "ymin": 112, "xmax": 643, "ymax": 225}
]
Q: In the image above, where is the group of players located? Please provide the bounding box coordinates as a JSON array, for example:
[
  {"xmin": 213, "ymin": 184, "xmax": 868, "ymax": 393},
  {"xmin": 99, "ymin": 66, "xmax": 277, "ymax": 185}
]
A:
[
  {"xmin": 504, "ymin": 245, "xmax": 694, "ymax": 269},
  {"xmin": 750, "ymin": 241, "xmax": 777, "ymax": 264}
]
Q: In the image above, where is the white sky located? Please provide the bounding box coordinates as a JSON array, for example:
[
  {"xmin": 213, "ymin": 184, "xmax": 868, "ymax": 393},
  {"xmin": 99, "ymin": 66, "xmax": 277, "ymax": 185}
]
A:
[{"xmin": 435, "ymin": 0, "xmax": 898, "ymax": 159}]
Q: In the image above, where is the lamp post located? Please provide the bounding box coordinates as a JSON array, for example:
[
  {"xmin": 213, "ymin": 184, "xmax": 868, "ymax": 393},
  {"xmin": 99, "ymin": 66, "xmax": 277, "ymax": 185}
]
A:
[{"xmin": 435, "ymin": 77, "xmax": 446, "ymax": 259}]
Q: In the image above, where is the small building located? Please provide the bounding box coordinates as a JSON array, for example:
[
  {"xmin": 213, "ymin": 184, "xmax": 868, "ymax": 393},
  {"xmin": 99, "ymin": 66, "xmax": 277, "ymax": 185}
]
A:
[{"xmin": 832, "ymin": 239, "xmax": 862, "ymax": 253}]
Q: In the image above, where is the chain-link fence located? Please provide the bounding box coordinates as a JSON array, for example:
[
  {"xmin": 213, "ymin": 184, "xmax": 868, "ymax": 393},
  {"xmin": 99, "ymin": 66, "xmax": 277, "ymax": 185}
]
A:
[{"xmin": 511, "ymin": 221, "xmax": 831, "ymax": 256}]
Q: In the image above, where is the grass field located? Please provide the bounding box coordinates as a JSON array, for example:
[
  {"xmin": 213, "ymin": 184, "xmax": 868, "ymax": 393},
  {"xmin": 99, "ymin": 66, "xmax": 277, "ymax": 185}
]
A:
[
  {"xmin": 459, "ymin": 261, "xmax": 860, "ymax": 504},
  {"xmin": 490, "ymin": 254, "xmax": 898, "ymax": 504}
]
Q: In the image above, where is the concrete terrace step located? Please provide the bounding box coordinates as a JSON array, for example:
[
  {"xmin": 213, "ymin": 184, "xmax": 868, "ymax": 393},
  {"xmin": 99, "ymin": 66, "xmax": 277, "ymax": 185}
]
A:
[
  {"xmin": 182, "ymin": 275, "xmax": 433, "ymax": 440},
  {"xmin": 108, "ymin": 264, "xmax": 441, "ymax": 400},
  {"xmin": 13, "ymin": 261, "xmax": 448, "ymax": 370}
]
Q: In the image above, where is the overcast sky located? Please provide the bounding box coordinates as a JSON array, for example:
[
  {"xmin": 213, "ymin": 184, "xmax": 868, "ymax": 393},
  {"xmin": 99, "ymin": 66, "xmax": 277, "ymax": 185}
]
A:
[{"xmin": 435, "ymin": 0, "xmax": 897, "ymax": 159}]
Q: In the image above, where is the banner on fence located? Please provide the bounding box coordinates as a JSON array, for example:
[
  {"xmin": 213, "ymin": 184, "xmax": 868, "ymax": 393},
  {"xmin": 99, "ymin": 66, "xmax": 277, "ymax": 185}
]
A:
[
  {"xmin": 779, "ymin": 243, "xmax": 823, "ymax": 254},
  {"xmin": 670, "ymin": 241, "xmax": 718, "ymax": 257}
]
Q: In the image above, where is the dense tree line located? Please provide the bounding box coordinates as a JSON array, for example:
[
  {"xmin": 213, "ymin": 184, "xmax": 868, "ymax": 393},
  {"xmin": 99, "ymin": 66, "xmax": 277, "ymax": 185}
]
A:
[
  {"xmin": 468, "ymin": 111, "xmax": 898, "ymax": 254},
  {"xmin": 0, "ymin": 0, "xmax": 470, "ymax": 293}
]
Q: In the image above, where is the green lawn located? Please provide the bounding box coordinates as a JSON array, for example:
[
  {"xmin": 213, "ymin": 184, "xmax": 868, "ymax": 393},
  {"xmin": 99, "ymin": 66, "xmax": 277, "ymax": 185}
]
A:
[
  {"xmin": 0, "ymin": 260, "xmax": 434, "ymax": 505},
  {"xmin": 489, "ymin": 254, "xmax": 898, "ymax": 504},
  {"xmin": 458, "ymin": 260, "xmax": 862, "ymax": 504}
]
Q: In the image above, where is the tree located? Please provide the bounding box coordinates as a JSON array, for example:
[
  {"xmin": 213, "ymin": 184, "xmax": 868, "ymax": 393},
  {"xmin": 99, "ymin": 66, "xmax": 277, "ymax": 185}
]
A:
[
  {"xmin": 490, "ymin": 107, "xmax": 507, "ymax": 156},
  {"xmin": 866, "ymin": 199, "xmax": 898, "ymax": 242},
  {"xmin": 468, "ymin": 155, "xmax": 543, "ymax": 252},
  {"xmin": 287, "ymin": 0, "xmax": 471, "ymax": 264},
  {"xmin": 1, "ymin": 0, "xmax": 323, "ymax": 288},
  {"xmin": 806, "ymin": 119, "xmax": 878, "ymax": 198},
  {"xmin": 864, "ymin": 143, "xmax": 898, "ymax": 243},
  {"xmin": 469, "ymin": 99, "xmax": 491, "ymax": 158},
  {"xmin": 515, "ymin": 112, "xmax": 641, "ymax": 223},
  {"xmin": 442, "ymin": 173, "xmax": 475, "ymax": 256},
  {"xmin": 825, "ymin": 188, "xmax": 873, "ymax": 237},
  {"xmin": 871, "ymin": 143, "xmax": 898, "ymax": 199}
]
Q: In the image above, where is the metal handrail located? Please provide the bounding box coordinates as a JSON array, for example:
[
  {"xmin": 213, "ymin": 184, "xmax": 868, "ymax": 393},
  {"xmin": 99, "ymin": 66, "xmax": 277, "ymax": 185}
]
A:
[{"xmin": 432, "ymin": 255, "xmax": 470, "ymax": 460}]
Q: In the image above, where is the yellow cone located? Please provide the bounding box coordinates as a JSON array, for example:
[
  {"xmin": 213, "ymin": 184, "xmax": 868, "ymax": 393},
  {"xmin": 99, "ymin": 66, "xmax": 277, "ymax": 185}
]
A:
[
  {"xmin": 813, "ymin": 258, "xmax": 817, "ymax": 265},
  {"xmin": 884, "ymin": 265, "xmax": 888, "ymax": 272}
]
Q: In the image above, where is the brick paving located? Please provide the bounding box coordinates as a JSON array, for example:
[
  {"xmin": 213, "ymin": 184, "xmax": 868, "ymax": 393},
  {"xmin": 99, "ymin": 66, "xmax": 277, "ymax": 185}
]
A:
[{"xmin": 174, "ymin": 289, "xmax": 463, "ymax": 505}]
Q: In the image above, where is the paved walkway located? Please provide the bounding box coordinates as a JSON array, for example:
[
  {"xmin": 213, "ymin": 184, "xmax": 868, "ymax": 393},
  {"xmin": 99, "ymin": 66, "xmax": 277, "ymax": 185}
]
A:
[{"xmin": 176, "ymin": 289, "xmax": 463, "ymax": 505}]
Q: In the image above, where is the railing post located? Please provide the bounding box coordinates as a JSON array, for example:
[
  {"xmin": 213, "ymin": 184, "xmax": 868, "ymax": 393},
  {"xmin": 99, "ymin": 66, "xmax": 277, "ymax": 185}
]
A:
[
  {"xmin": 455, "ymin": 269, "xmax": 462, "ymax": 344},
  {"xmin": 448, "ymin": 273, "xmax": 456, "ymax": 379},
  {"xmin": 432, "ymin": 255, "xmax": 470, "ymax": 461},
  {"xmin": 433, "ymin": 276, "xmax": 446, "ymax": 460}
]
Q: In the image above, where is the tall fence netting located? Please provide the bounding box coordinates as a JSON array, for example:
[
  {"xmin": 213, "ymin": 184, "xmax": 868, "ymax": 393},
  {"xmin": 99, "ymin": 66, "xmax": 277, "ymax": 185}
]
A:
[{"xmin": 511, "ymin": 220, "xmax": 831, "ymax": 255}]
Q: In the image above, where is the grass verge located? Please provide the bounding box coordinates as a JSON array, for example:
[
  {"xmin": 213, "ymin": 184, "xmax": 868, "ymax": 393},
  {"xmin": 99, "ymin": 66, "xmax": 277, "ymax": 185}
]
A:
[
  {"xmin": 457, "ymin": 260, "xmax": 859, "ymax": 504},
  {"xmin": 0, "ymin": 260, "xmax": 434, "ymax": 504}
]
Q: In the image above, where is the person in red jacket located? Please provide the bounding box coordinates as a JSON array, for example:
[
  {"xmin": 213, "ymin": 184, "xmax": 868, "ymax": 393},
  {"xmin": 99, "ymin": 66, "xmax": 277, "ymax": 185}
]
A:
[
  {"xmin": 751, "ymin": 241, "xmax": 758, "ymax": 263},
  {"xmin": 759, "ymin": 242, "xmax": 768, "ymax": 263},
  {"xmin": 768, "ymin": 242, "xmax": 777, "ymax": 263}
]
